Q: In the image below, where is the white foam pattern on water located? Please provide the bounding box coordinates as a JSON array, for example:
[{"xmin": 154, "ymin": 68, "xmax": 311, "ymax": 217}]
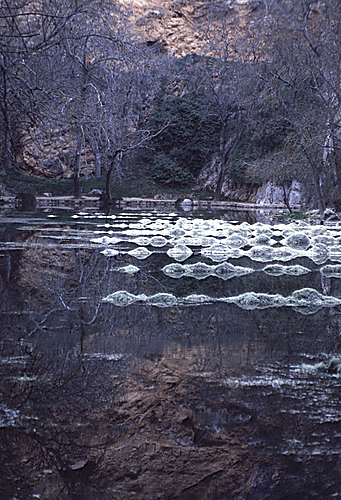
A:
[
  {"xmin": 102, "ymin": 291, "xmax": 147, "ymax": 306},
  {"xmin": 102, "ymin": 287, "xmax": 341, "ymax": 313},
  {"xmin": 284, "ymin": 232, "xmax": 311, "ymax": 250},
  {"xmin": 83, "ymin": 353, "xmax": 124, "ymax": 361},
  {"xmin": 132, "ymin": 236, "xmax": 151, "ymax": 246},
  {"xmin": 162, "ymin": 261, "xmax": 254, "ymax": 280},
  {"xmin": 115, "ymin": 265, "xmax": 140, "ymax": 275},
  {"xmin": 201, "ymin": 244, "xmax": 242, "ymax": 262},
  {"xmin": 101, "ymin": 249, "xmax": 119, "ymax": 257},
  {"xmin": 0, "ymin": 404, "xmax": 21, "ymax": 427},
  {"xmin": 127, "ymin": 247, "xmax": 152, "ymax": 259},
  {"xmin": 91, "ymin": 236, "xmax": 121, "ymax": 245},
  {"xmin": 150, "ymin": 236, "xmax": 168, "ymax": 247},
  {"xmin": 11, "ymin": 216, "xmax": 341, "ymax": 263},
  {"xmin": 167, "ymin": 244, "xmax": 193, "ymax": 262},
  {"xmin": 320, "ymin": 264, "xmax": 341, "ymax": 278},
  {"xmin": 220, "ymin": 358, "xmax": 341, "ymax": 455},
  {"xmin": 263, "ymin": 264, "xmax": 310, "ymax": 276}
]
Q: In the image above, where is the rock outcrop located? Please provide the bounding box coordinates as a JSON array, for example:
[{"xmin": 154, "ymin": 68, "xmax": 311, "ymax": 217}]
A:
[
  {"xmin": 256, "ymin": 180, "xmax": 304, "ymax": 207},
  {"xmin": 14, "ymin": 0, "xmax": 295, "ymax": 207},
  {"xmin": 121, "ymin": 0, "xmax": 266, "ymax": 57},
  {"xmin": 195, "ymin": 157, "xmax": 304, "ymax": 206}
]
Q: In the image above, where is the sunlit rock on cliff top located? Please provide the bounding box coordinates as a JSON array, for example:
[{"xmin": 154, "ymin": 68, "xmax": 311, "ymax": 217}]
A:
[{"xmin": 118, "ymin": 0, "xmax": 265, "ymax": 57}]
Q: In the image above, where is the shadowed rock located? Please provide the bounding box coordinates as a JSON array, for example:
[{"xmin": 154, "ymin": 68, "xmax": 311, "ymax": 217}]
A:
[{"xmin": 15, "ymin": 192, "xmax": 37, "ymax": 211}]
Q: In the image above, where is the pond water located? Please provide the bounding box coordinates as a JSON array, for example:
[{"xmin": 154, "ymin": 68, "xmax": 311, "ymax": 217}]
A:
[{"xmin": 1, "ymin": 206, "xmax": 341, "ymax": 499}]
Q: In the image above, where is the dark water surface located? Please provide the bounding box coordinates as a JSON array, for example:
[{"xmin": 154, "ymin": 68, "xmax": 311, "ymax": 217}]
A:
[{"xmin": 1, "ymin": 206, "xmax": 341, "ymax": 499}]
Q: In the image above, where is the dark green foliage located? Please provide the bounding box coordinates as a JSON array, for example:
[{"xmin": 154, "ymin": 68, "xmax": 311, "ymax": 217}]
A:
[
  {"xmin": 141, "ymin": 74, "xmax": 297, "ymax": 189},
  {"xmin": 229, "ymin": 110, "xmax": 293, "ymax": 184},
  {"xmin": 141, "ymin": 87, "xmax": 220, "ymax": 187},
  {"xmin": 323, "ymin": 179, "xmax": 341, "ymax": 211},
  {"xmin": 148, "ymin": 152, "xmax": 194, "ymax": 186},
  {"xmin": 0, "ymin": 168, "xmax": 155, "ymax": 199},
  {"xmin": 234, "ymin": 106, "xmax": 292, "ymax": 159}
]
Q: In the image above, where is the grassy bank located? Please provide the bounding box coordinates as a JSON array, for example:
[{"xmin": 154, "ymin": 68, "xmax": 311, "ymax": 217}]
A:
[{"xmin": 0, "ymin": 169, "xmax": 207, "ymax": 201}]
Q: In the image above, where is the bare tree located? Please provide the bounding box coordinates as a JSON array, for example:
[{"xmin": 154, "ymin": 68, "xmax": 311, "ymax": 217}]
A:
[
  {"xmin": 0, "ymin": 0, "xmax": 98, "ymax": 172},
  {"xmin": 190, "ymin": 6, "xmax": 261, "ymax": 200},
  {"xmin": 0, "ymin": 0, "xmax": 169, "ymax": 199},
  {"xmin": 258, "ymin": 0, "xmax": 341, "ymax": 215},
  {"xmin": 27, "ymin": 1, "xmax": 136, "ymax": 198}
]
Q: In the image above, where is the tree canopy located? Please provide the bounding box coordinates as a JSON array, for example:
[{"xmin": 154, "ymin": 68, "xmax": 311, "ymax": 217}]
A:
[{"xmin": 1, "ymin": 0, "xmax": 341, "ymax": 210}]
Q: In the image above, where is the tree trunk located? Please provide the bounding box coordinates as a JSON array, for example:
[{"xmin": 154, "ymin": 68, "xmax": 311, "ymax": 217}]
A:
[
  {"xmin": 299, "ymin": 139, "xmax": 326, "ymax": 217},
  {"xmin": 89, "ymin": 138, "xmax": 102, "ymax": 178},
  {"xmin": 73, "ymin": 64, "xmax": 88, "ymax": 199},
  {"xmin": 73, "ymin": 130, "xmax": 83, "ymax": 199},
  {"xmin": 311, "ymin": 174, "xmax": 326, "ymax": 218},
  {"xmin": 327, "ymin": 127, "xmax": 341, "ymax": 189},
  {"xmin": 0, "ymin": 64, "xmax": 13, "ymax": 171},
  {"xmin": 282, "ymin": 183, "xmax": 292, "ymax": 213},
  {"xmin": 94, "ymin": 150, "xmax": 102, "ymax": 179},
  {"xmin": 105, "ymin": 150, "xmax": 122, "ymax": 201},
  {"xmin": 105, "ymin": 163, "xmax": 114, "ymax": 200},
  {"xmin": 214, "ymin": 163, "xmax": 226, "ymax": 201},
  {"xmin": 214, "ymin": 119, "xmax": 246, "ymax": 201},
  {"xmin": 214, "ymin": 121, "xmax": 227, "ymax": 201}
]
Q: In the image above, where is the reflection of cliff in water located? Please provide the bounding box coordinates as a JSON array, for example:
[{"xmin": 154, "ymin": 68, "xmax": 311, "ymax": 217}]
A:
[{"xmin": 2, "ymin": 210, "xmax": 341, "ymax": 499}]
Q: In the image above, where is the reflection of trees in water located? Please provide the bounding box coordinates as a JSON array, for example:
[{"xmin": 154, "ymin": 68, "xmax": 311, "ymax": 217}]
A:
[
  {"xmin": 1, "ymin": 240, "xmax": 113, "ymax": 352},
  {"xmin": 3, "ymin": 220, "xmax": 341, "ymax": 498},
  {"xmin": 0, "ymin": 333, "xmax": 128, "ymax": 500},
  {"xmin": 2, "ymin": 227, "xmax": 340, "ymax": 359}
]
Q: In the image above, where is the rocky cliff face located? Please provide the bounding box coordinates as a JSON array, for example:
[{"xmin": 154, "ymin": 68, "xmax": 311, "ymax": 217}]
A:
[
  {"xmin": 121, "ymin": 0, "xmax": 265, "ymax": 57},
  {"xmin": 20, "ymin": 130, "xmax": 95, "ymax": 179},
  {"xmin": 195, "ymin": 156, "xmax": 305, "ymax": 206},
  {"xmin": 19, "ymin": 0, "xmax": 267, "ymax": 183},
  {"xmin": 18, "ymin": 0, "xmax": 298, "ymax": 206},
  {"xmin": 255, "ymin": 180, "xmax": 304, "ymax": 207}
]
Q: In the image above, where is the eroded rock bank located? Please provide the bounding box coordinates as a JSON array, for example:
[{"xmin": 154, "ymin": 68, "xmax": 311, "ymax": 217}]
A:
[
  {"xmin": 2, "ymin": 345, "xmax": 341, "ymax": 500},
  {"xmin": 0, "ymin": 344, "xmax": 267, "ymax": 500}
]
